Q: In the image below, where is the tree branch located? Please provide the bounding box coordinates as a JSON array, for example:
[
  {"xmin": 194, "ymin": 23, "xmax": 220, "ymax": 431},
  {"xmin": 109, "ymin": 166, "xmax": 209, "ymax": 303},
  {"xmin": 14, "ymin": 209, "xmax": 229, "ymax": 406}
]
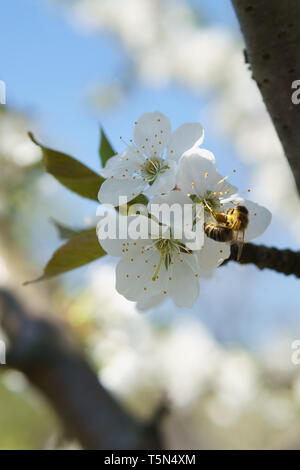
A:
[
  {"xmin": 223, "ymin": 243, "xmax": 300, "ymax": 278},
  {"xmin": 0, "ymin": 288, "xmax": 163, "ymax": 450},
  {"xmin": 231, "ymin": 0, "xmax": 300, "ymax": 195}
]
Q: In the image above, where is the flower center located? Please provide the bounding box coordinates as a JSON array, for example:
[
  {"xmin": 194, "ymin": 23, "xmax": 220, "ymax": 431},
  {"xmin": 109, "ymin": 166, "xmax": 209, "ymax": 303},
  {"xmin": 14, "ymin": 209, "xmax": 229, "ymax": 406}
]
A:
[
  {"xmin": 142, "ymin": 158, "xmax": 169, "ymax": 183},
  {"xmin": 152, "ymin": 238, "xmax": 189, "ymax": 281},
  {"xmin": 193, "ymin": 190, "xmax": 221, "ymax": 217}
]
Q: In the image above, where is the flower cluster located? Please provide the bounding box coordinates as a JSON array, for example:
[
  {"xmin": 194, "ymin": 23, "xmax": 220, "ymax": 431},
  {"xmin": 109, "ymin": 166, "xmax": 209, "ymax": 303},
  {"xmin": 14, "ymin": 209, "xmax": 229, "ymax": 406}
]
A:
[{"xmin": 97, "ymin": 112, "xmax": 271, "ymax": 309}]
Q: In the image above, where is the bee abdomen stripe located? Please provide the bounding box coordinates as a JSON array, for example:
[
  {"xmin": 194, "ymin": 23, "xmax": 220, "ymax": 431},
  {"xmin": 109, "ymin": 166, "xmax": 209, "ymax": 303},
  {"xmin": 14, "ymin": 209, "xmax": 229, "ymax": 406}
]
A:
[{"xmin": 204, "ymin": 224, "xmax": 233, "ymax": 242}]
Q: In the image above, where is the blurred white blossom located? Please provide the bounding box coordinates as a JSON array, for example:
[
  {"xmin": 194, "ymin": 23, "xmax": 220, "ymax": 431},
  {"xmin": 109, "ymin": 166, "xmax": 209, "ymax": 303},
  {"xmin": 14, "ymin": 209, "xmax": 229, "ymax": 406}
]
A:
[{"xmin": 52, "ymin": 0, "xmax": 300, "ymax": 238}]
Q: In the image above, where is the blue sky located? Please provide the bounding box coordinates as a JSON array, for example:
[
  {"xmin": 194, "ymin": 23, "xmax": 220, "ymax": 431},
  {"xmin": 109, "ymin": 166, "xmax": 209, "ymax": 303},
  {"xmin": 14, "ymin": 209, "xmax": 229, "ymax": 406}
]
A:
[
  {"xmin": 2, "ymin": 0, "xmax": 300, "ymax": 350},
  {"xmin": 1, "ymin": 0, "xmax": 241, "ymax": 171}
]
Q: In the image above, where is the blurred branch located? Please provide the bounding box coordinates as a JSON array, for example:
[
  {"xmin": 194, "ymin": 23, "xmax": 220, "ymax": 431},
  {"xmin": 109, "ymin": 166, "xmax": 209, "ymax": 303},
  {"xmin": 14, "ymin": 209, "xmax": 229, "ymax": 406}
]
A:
[
  {"xmin": 223, "ymin": 243, "xmax": 300, "ymax": 278},
  {"xmin": 0, "ymin": 289, "xmax": 163, "ymax": 450},
  {"xmin": 231, "ymin": 0, "xmax": 300, "ymax": 196}
]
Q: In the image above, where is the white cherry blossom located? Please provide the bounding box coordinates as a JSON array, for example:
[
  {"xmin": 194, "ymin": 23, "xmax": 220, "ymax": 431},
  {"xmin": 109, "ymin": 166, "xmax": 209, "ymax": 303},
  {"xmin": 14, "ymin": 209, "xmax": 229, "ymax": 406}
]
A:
[
  {"xmin": 97, "ymin": 191, "xmax": 204, "ymax": 308},
  {"xmin": 98, "ymin": 111, "xmax": 204, "ymax": 206},
  {"xmin": 177, "ymin": 148, "xmax": 272, "ymax": 264}
]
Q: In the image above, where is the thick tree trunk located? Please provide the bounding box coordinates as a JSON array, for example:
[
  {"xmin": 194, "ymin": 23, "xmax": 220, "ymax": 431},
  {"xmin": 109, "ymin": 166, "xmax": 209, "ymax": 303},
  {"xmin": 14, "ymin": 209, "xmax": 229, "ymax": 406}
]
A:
[{"xmin": 231, "ymin": 0, "xmax": 300, "ymax": 194}]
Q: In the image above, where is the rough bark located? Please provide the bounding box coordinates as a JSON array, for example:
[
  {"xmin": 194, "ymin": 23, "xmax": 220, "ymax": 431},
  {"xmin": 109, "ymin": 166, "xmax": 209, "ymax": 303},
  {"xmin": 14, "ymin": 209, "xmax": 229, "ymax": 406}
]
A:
[
  {"xmin": 231, "ymin": 0, "xmax": 300, "ymax": 195},
  {"xmin": 223, "ymin": 243, "xmax": 300, "ymax": 278},
  {"xmin": 0, "ymin": 288, "xmax": 162, "ymax": 450}
]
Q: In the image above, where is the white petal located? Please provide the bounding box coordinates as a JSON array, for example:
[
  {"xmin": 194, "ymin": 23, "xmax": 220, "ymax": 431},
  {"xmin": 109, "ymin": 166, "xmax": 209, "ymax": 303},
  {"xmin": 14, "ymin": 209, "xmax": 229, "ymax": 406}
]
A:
[
  {"xmin": 97, "ymin": 214, "xmax": 147, "ymax": 256},
  {"xmin": 116, "ymin": 249, "xmax": 168, "ymax": 302},
  {"xmin": 215, "ymin": 178, "xmax": 238, "ymax": 200},
  {"xmin": 182, "ymin": 146, "xmax": 216, "ymax": 164},
  {"xmin": 227, "ymin": 199, "xmax": 272, "ymax": 241},
  {"xmin": 134, "ymin": 111, "xmax": 171, "ymax": 157},
  {"xmin": 198, "ymin": 237, "xmax": 230, "ymax": 269},
  {"xmin": 167, "ymin": 254, "xmax": 200, "ymax": 308},
  {"xmin": 99, "ymin": 146, "xmax": 143, "ymax": 178},
  {"xmin": 143, "ymin": 159, "xmax": 176, "ymax": 196},
  {"xmin": 98, "ymin": 177, "xmax": 146, "ymax": 206},
  {"xmin": 198, "ymin": 267, "xmax": 214, "ymax": 279},
  {"xmin": 148, "ymin": 189, "xmax": 193, "ymax": 232},
  {"xmin": 177, "ymin": 149, "xmax": 220, "ymax": 195},
  {"xmin": 167, "ymin": 122, "xmax": 204, "ymax": 162},
  {"xmin": 149, "ymin": 189, "xmax": 193, "ymax": 208}
]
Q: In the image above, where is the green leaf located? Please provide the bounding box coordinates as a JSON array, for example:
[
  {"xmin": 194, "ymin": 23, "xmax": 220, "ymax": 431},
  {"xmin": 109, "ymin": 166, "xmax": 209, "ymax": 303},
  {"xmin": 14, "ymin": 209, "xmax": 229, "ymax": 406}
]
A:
[
  {"xmin": 29, "ymin": 132, "xmax": 103, "ymax": 201},
  {"xmin": 24, "ymin": 229, "xmax": 105, "ymax": 284},
  {"xmin": 98, "ymin": 129, "xmax": 148, "ymax": 207},
  {"xmin": 129, "ymin": 194, "xmax": 149, "ymax": 206},
  {"xmin": 99, "ymin": 127, "xmax": 115, "ymax": 167},
  {"xmin": 50, "ymin": 217, "xmax": 92, "ymax": 240}
]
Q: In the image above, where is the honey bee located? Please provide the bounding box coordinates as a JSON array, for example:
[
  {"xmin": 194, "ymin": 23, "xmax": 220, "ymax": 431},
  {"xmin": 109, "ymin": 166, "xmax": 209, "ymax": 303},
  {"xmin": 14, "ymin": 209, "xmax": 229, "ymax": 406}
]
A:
[{"xmin": 204, "ymin": 205, "xmax": 249, "ymax": 260}]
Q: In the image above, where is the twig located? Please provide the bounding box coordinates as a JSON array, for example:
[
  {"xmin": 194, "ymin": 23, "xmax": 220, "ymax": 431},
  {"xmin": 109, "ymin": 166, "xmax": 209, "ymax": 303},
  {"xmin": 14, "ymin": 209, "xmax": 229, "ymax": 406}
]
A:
[{"xmin": 222, "ymin": 243, "xmax": 300, "ymax": 278}]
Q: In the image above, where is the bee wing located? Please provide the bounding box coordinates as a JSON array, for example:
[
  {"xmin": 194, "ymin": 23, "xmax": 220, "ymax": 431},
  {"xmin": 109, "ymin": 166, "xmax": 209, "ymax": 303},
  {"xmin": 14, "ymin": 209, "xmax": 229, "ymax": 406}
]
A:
[{"xmin": 233, "ymin": 230, "xmax": 245, "ymax": 261}]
